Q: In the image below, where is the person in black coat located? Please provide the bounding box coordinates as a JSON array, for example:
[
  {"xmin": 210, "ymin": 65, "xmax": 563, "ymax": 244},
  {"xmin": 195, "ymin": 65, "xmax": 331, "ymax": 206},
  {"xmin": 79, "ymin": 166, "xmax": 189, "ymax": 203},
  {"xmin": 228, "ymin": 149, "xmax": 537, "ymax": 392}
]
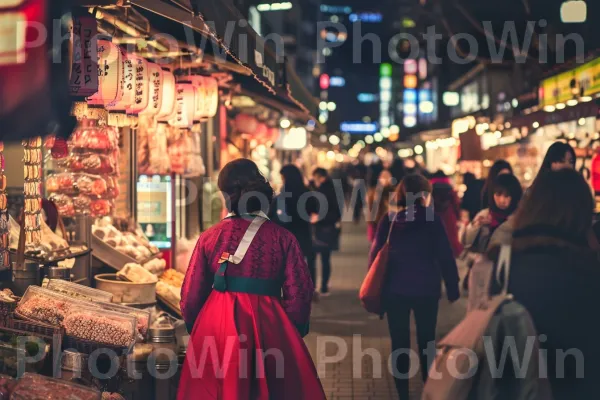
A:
[
  {"xmin": 309, "ymin": 168, "xmax": 342, "ymax": 295},
  {"xmin": 488, "ymin": 168, "xmax": 600, "ymax": 400},
  {"xmin": 269, "ymin": 165, "xmax": 316, "ymax": 260}
]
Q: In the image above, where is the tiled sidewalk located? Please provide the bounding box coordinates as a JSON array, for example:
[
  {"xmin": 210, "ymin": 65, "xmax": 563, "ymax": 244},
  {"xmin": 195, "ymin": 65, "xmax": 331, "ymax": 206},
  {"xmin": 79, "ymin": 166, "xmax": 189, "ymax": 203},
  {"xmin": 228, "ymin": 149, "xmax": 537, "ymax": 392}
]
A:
[{"xmin": 304, "ymin": 222, "xmax": 467, "ymax": 400}]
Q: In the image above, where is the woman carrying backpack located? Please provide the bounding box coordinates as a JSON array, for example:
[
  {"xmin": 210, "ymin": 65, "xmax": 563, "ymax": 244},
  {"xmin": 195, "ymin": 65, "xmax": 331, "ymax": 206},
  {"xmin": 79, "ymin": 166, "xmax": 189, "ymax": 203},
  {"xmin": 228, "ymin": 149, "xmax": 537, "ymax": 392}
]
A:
[{"xmin": 368, "ymin": 174, "xmax": 460, "ymax": 399}]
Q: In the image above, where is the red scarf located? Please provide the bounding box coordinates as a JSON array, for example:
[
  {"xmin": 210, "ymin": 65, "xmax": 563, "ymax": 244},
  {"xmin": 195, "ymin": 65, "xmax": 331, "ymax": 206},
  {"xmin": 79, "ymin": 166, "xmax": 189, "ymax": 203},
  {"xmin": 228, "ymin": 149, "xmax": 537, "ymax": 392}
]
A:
[{"xmin": 489, "ymin": 209, "xmax": 509, "ymax": 230}]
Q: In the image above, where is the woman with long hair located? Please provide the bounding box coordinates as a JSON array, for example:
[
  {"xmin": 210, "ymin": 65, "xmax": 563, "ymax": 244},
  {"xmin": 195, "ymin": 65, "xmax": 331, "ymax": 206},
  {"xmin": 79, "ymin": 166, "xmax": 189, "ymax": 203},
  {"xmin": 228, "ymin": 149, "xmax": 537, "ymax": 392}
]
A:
[
  {"xmin": 179, "ymin": 159, "xmax": 325, "ymax": 400},
  {"xmin": 481, "ymin": 159, "xmax": 513, "ymax": 210},
  {"xmin": 489, "ymin": 169, "xmax": 600, "ymax": 399},
  {"xmin": 431, "ymin": 171, "xmax": 463, "ymax": 257},
  {"xmin": 366, "ymin": 169, "xmax": 395, "ymax": 242},
  {"xmin": 539, "ymin": 141, "xmax": 576, "ymax": 173},
  {"xmin": 369, "ymin": 174, "xmax": 460, "ymax": 399}
]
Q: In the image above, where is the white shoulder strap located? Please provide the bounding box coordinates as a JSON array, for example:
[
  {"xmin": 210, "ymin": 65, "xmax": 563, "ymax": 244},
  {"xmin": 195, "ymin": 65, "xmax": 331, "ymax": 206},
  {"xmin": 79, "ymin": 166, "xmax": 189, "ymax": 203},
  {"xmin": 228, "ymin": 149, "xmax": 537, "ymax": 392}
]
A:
[
  {"xmin": 227, "ymin": 216, "xmax": 268, "ymax": 264},
  {"xmin": 496, "ymin": 244, "xmax": 512, "ymax": 295}
]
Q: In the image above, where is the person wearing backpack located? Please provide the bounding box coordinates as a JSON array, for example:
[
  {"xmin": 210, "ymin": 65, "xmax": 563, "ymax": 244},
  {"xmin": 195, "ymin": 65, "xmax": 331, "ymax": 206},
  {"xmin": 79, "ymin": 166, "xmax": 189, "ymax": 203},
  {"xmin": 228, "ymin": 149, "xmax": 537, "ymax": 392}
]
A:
[
  {"xmin": 368, "ymin": 174, "xmax": 460, "ymax": 399},
  {"xmin": 487, "ymin": 169, "xmax": 600, "ymax": 399},
  {"xmin": 461, "ymin": 173, "xmax": 523, "ymax": 290}
]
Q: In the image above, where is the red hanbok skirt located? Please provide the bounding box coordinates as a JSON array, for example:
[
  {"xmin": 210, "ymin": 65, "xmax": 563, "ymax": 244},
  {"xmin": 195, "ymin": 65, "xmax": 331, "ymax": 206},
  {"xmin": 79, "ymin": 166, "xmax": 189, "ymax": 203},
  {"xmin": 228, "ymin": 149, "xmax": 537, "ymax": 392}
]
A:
[{"xmin": 177, "ymin": 291, "xmax": 325, "ymax": 400}]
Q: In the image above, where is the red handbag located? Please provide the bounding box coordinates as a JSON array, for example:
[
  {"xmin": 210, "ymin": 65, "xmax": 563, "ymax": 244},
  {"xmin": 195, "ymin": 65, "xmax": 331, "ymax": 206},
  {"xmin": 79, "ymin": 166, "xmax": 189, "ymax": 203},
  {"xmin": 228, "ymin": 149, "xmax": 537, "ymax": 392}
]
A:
[{"xmin": 359, "ymin": 217, "xmax": 395, "ymax": 315}]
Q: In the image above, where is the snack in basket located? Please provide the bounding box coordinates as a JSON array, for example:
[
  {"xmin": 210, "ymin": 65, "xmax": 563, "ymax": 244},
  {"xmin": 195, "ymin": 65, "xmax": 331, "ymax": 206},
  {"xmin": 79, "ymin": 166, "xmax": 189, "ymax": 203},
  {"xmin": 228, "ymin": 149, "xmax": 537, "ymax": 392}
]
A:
[
  {"xmin": 156, "ymin": 281, "xmax": 181, "ymax": 310},
  {"xmin": 16, "ymin": 295, "xmax": 71, "ymax": 326},
  {"xmin": 143, "ymin": 258, "xmax": 166, "ymax": 275},
  {"xmin": 118, "ymin": 263, "xmax": 158, "ymax": 284},
  {"xmin": 160, "ymin": 269, "xmax": 185, "ymax": 288}
]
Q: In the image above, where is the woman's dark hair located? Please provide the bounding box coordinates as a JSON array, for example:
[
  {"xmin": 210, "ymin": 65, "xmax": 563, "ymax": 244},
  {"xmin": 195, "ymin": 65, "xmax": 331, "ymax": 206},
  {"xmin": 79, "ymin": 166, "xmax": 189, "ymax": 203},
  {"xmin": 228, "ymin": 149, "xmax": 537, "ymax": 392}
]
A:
[
  {"xmin": 218, "ymin": 159, "xmax": 274, "ymax": 215},
  {"xmin": 513, "ymin": 168, "xmax": 593, "ymax": 242},
  {"xmin": 482, "ymin": 159, "xmax": 513, "ymax": 208},
  {"xmin": 393, "ymin": 174, "xmax": 432, "ymax": 208},
  {"xmin": 367, "ymin": 163, "xmax": 384, "ymax": 188},
  {"xmin": 313, "ymin": 167, "xmax": 328, "ymax": 179},
  {"xmin": 489, "ymin": 173, "xmax": 523, "ymax": 215},
  {"xmin": 540, "ymin": 141, "xmax": 576, "ymax": 173},
  {"xmin": 389, "ymin": 158, "xmax": 406, "ymax": 186},
  {"xmin": 280, "ymin": 164, "xmax": 307, "ymax": 196}
]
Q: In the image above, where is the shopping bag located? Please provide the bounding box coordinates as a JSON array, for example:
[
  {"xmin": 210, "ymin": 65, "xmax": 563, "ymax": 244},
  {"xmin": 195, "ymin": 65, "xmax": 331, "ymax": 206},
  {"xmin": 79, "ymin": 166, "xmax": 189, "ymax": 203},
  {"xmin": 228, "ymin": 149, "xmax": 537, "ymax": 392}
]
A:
[{"xmin": 359, "ymin": 215, "xmax": 395, "ymax": 315}]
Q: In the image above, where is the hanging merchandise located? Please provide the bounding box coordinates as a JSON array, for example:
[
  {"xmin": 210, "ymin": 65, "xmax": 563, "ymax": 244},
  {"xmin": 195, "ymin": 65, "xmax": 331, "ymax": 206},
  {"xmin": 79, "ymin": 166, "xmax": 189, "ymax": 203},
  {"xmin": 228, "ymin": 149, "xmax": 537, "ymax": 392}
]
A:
[
  {"xmin": 138, "ymin": 117, "xmax": 171, "ymax": 175},
  {"xmin": 0, "ymin": 143, "xmax": 8, "ymax": 269},
  {"xmin": 140, "ymin": 63, "xmax": 163, "ymax": 116},
  {"xmin": 68, "ymin": 12, "xmax": 99, "ymax": 98},
  {"xmin": 126, "ymin": 55, "xmax": 150, "ymax": 115},
  {"xmin": 234, "ymin": 114, "xmax": 258, "ymax": 135},
  {"xmin": 87, "ymin": 40, "xmax": 123, "ymax": 106},
  {"xmin": 23, "ymin": 137, "xmax": 43, "ymax": 252},
  {"xmin": 167, "ymin": 127, "xmax": 192, "ymax": 175},
  {"xmin": 169, "ymin": 83, "xmax": 195, "ymax": 128},
  {"xmin": 184, "ymin": 124, "xmax": 205, "ymax": 178},
  {"xmin": 46, "ymin": 119, "xmax": 118, "ymax": 217},
  {"xmin": 204, "ymin": 76, "xmax": 219, "ymax": 118}
]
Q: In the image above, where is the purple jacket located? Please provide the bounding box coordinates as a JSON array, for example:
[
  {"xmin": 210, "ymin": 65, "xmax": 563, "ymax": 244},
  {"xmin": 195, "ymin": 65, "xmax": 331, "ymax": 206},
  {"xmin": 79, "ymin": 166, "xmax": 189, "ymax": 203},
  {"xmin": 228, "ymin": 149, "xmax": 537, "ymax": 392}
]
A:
[{"xmin": 368, "ymin": 205, "xmax": 460, "ymax": 301}]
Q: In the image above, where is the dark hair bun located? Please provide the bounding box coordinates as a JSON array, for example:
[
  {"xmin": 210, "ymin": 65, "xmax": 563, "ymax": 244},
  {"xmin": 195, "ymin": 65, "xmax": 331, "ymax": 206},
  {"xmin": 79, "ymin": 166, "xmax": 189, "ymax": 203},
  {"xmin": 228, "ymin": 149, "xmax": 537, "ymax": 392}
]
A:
[{"xmin": 218, "ymin": 159, "xmax": 274, "ymax": 215}]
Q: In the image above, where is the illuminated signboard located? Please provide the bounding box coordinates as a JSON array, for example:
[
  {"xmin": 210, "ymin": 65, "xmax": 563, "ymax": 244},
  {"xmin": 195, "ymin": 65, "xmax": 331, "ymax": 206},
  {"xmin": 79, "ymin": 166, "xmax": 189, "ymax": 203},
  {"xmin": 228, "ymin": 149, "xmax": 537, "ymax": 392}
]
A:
[
  {"xmin": 329, "ymin": 76, "xmax": 346, "ymax": 87},
  {"xmin": 358, "ymin": 93, "xmax": 378, "ymax": 102},
  {"xmin": 380, "ymin": 63, "xmax": 392, "ymax": 129},
  {"xmin": 320, "ymin": 5, "xmax": 352, "ymax": 14},
  {"xmin": 349, "ymin": 12, "xmax": 382, "ymax": 23},
  {"xmin": 340, "ymin": 122, "xmax": 378, "ymax": 134}
]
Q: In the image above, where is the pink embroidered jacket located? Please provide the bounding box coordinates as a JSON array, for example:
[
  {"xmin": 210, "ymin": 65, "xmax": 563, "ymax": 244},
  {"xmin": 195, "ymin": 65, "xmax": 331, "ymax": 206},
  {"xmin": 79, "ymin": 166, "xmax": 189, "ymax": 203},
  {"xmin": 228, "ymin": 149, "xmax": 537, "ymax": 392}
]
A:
[{"xmin": 180, "ymin": 217, "xmax": 314, "ymax": 329}]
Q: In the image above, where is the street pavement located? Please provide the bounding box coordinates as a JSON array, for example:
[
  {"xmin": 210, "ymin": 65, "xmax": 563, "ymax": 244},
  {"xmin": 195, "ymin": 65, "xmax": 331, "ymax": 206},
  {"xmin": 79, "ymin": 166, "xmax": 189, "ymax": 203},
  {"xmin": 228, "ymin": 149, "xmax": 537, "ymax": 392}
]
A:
[{"xmin": 304, "ymin": 221, "xmax": 468, "ymax": 400}]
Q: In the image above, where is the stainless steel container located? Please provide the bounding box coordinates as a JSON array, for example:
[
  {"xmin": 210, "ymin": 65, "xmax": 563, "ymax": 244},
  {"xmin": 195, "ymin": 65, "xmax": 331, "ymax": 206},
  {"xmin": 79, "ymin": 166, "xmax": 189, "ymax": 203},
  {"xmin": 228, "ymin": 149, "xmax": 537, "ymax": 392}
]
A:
[
  {"xmin": 94, "ymin": 273, "xmax": 156, "ymax": 304},
  {"xmin": 47, "ymin": 266, "xmax": 70, "ymax": 280},
  {"xmin": 12, "ymin": 261, "xmax": 40, "ymax": 296}
]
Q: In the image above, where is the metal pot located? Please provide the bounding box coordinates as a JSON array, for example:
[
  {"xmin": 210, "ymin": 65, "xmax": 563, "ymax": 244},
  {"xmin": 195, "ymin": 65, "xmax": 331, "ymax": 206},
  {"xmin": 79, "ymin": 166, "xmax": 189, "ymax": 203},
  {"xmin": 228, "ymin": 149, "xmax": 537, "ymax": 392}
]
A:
[{"xmin": 94, "ymin": 273, "xmax": 156, "ymax": 304}]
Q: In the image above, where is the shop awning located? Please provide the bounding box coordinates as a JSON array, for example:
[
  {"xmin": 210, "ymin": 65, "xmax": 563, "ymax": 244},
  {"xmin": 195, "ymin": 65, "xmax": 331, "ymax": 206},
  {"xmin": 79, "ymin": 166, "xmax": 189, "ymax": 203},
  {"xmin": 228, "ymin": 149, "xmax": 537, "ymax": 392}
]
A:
[
  {"xmin": 284, "ymin": 64, "xmax": 319, "ymax": 119},
  {"xmin": 130, "ymin": 0, "xmax": 283, "ymax": 95}
]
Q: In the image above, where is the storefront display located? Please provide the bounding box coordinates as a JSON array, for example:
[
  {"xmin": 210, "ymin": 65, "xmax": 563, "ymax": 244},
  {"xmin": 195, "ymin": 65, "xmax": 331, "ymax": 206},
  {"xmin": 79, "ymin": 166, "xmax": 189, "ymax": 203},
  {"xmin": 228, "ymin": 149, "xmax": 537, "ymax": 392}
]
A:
[{"xmin": 0, "ymin": 144, "xmax": 8, "ymax": 270}]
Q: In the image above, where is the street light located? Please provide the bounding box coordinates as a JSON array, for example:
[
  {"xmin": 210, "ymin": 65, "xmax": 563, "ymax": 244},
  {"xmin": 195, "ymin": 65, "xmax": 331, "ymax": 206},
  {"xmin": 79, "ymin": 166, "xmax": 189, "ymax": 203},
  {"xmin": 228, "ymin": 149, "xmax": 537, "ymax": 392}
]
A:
[{"xmin": 280, "ymin": 119, "xmax": 291, "ymax": 129}]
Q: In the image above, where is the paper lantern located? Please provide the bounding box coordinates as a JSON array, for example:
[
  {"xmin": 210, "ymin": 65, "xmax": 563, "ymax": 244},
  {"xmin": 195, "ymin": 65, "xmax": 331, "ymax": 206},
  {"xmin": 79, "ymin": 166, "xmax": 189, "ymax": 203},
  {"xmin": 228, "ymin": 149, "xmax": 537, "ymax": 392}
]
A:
[
  {"xmin": 235, "ymin": 114, "xmax": 258, "ymax": 134},
  {"xmin": 169, "ymin": 83, "xmax": 195, "ymax": 128},
  {"xmin": 157, "ymin": 70, "xmax": 175, "ymax": 121},
  {"xmin": 180, "ymin": 76, "xmax": 206, "ymax": 121},
  {"xmin": 68, "ymin": 13, "xmax": 98, "ymax": 97},
  {"xmin": 255, "ymin": 123, "xmax": 268, "ymax": 142},
  {"xmin": 87, "ymin": 40, "xmax": 123, "ymax": 106},
  {"xmin": 204, "ymin": 76, "xmax": 219, "ymax": 118},
  {"xmin": 126, "ymin": 54, "xmax": 150, "ymax": 115},
  {"xmin": 105, "ymin": 52, "xmax": 135, "ymax": 111},
  {"xmin": 140, "ymin": 63, "xmax": 163, "ymax": 116}
]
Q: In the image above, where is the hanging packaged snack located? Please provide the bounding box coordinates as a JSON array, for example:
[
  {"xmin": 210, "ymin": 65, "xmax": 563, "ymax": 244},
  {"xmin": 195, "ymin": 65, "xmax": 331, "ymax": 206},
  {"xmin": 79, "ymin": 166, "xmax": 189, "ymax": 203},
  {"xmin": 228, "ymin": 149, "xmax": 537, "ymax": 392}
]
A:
[{"xmin": 69, "ymin": 119, "xmax": 116, "ymax": 154}]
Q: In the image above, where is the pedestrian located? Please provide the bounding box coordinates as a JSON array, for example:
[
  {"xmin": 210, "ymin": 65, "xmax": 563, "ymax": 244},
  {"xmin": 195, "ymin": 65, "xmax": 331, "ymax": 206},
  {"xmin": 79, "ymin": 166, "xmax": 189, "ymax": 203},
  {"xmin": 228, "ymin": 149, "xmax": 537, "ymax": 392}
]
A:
[
  {"xmin": 366, "ymin": 169, "xmax": 394, "ymax": 242},
  {"xmin": 461, "ymin": 172, "xmax": 484, "ymax": 220},
  {"xmin": 269, "ymin": 165, "xmax": 316, "ymax": 259},
  {"xmin": 481, "ymin": 159, "xmax": 513, "ymax": 209},
  {"xmin": 178, "ymin": 159, "xmax": 325, "ymax": 400},
  {"xmin": 488, "ymin": 168, "xmax": 600, "ymax": 400},
  {"xmin": 389, "ymin": 158, "xmax": 406, "ymax": 187},
  {"xmin": 462, "ymin": 173, "xmax": 523, "ymax": 289},
  {"xmin": 430, "ymin": 171, "xmax": 463, "ymax": 257},
  {"xmin": 539, "ymin": 141, "xmax": 576, "ymax": 173},
  {"xmin": 309, "ymin": 167, "xmax": 342, "ymax": 296},
  {"xmin": 369, "ymin": 174, "xmax": 460, "ymax": 399},
  {"xmin": 352, "ymin": 163, "xmax": 368, "ymax": 223}
]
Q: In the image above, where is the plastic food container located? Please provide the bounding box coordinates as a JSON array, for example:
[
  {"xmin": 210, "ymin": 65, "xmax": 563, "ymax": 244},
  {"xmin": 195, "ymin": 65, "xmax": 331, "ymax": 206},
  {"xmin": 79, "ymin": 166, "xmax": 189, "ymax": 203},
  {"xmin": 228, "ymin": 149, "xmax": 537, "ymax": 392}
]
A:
[
  {"xmin": 92, "ymin": 301, "xmax": 150, "ymax": 340},
  {"xmin": 11, "ymin": 372, "xmax": 100, "ymax": 400},
  {"xmin": 63, "ymin": 305, "xmax": 137, "ymax": 348},
  {"xmin": 46, "ymin": 280, "xmax": 113, "ymax": 303},
  {"xmin": 15, "ymin": 286, "xmax": 77, "ymax": 326}
]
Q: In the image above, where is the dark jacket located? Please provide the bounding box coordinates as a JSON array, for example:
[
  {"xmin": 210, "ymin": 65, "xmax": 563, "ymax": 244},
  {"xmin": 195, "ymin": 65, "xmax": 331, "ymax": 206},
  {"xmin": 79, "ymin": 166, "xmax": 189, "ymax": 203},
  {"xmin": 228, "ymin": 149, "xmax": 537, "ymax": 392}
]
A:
[
  {"xmin": 432, "ymin": 178, "xmax": 463, "ymax": 257},
  {"xmin": 369, "ymin": 205, "xmax": 460, "ymax": 300},
  {"xmin": 269, "ymin": 190, "xmax": 317, "ymax": 258},
  {"xmin": 461, "ymin": 178, "xmax": 484, "ymax": 220},
  {"xmin": 496, "ymin": 229, "xmax": 600, "ymax": 400},
  {"xmin": 313, "ymin": 179, "xmax": 342, "ymax": 250}
]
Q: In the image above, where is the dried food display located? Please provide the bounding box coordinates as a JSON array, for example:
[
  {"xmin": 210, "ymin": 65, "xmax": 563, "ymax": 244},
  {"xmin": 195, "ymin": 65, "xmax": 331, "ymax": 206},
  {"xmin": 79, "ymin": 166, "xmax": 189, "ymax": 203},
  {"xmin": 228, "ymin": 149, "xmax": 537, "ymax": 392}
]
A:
[
  {"xmin": 23, "ymin": 137, "xmax": 43, "ymax": 252},
  {"xmin": 142, "ymin": 258, "xmax": 166, "ymax": 276},
  {"xmin": 117, "ymin": 263, "xmax": 158, "ymax": 284},
  {"xmin": 160, "ymin": 269, "xmax": 185, "ymax": 288},
  {"xmin": 69, "ymin": 119, "xmax": 117, "ymax": 154},
  {"xmin": 63, "ymin": 310, "xmax": 136, "ymax": 348},
  {"xmin": 156, "ymin": 281, "xmax": 181, "ymax": 312},
  {"xmin": 11, "ymin": 373, "xmax": 101, "ymax": 400},
  {"xmin": 92, "ymin": 301, "xmax": 150, "ymax": 339},
  {"xmin": 16, "ymin": 287, "xmax": 73, "ymax": 326},
  {"xmin": 92, "ymin": 219, "xmax": 159, "ymax": 263}
]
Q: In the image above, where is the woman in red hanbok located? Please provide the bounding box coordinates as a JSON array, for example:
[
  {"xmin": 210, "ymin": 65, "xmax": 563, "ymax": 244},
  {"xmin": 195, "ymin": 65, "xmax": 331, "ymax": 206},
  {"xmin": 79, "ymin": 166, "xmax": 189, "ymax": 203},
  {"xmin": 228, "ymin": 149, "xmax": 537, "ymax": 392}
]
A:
[{"xmin": 178, "ymin": 159, "xmax": 325, "ymax": 400}]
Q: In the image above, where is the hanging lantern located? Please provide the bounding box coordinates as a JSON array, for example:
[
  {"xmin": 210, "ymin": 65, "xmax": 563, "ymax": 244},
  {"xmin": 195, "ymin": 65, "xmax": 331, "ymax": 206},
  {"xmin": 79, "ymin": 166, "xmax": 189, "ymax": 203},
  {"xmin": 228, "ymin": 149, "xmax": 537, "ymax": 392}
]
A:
[
  {"xmin": 126, "ymin": 55, "xmax": 150, "ymax": 115},
  {"xmin": 140, "ymin": 63, "xmax": 163, "ymax": 116},
  {"xmin": 68, "ymin": 13, "xmax": 99, "ymax": 97},
  {"xmin": 235, "ymin": 114, "xmax": 258, "ymax": 134},
  {"xmin": 157, "ymin": 70, "xmax": 175, "ymax": 121},
  {"xmin": 591, "ymin": 149, "xmax": 600, "ymax": 194},
  {"xmin": 87, "ymin": 40, "xmax": 123, "ymax": 106},
  {"xmin": 105, "ymin": 52, "xmax": 135, "ymax": 111},
  {"xmin": 204, "ymin": 76, "xmax": 219, "ymax": 118},
  {"xmin": 169, "ymin": 83, "xmax": 195, "ymax": 128},
  {"xmin": 180, "ymin": 76, "xmax": 207, "ymax": 121}
]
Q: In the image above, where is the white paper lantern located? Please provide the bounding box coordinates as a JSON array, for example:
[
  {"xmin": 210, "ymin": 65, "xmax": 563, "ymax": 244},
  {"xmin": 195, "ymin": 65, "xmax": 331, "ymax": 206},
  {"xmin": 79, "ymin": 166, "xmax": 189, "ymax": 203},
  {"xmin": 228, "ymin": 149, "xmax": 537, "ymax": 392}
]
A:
[
  {"xmin": 126, "ymin": 54, "xmax": 149, "ymax": 115},
  {"xmin": 140, "ymin": 63, "xmax": 163, "ymax": 116},
  {"xmin": 204, "ymin": 76, "xmax": 219, "ymax": 118},
  {"xmin": 87, "ymin": 40, "xmax": 123, "ymax": 106},
  {"xmin": 180, "ymin": 76, "xmax": 206, "ymax": 121},
  {"xmin": 169, "ymin": 83, "xmax": 195, "ymax": 128},
  {"xmin": 105, "ymin": 52, "xmax": 135, "ymax": 111},
  {"xmin": 157, "ymin": 70, "xmax": 175, "ymax": 121}
]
